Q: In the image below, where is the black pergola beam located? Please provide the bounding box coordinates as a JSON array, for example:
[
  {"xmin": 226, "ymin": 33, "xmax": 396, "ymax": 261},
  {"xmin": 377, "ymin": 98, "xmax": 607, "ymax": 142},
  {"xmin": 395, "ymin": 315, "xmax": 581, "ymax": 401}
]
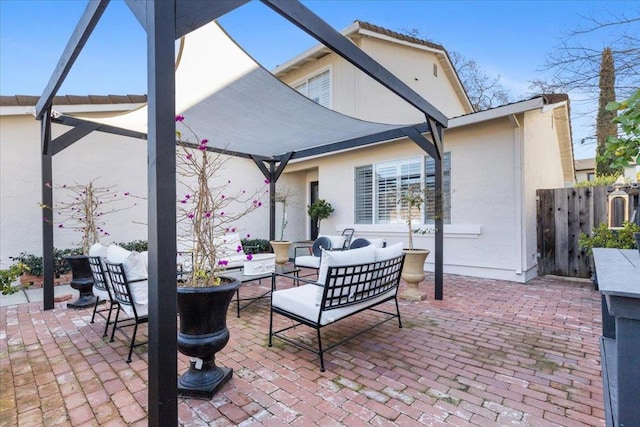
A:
[
  {"xmin": 146, "ymin": 1, "xmax": 177, "ymax": 425},
  {"xmin": 260, "ymin": 0, "xmax": 448, "ymax": 128},
  {"xmin": 403, "ymin": 125, "xmax": 444, "ymax": 300},
  {"xmin": 251, "ymin": 153, "xmax": 293, "ymax": 240},
  {"xmin": 51, "ymin": 122, "xmax": 101, "ymax": 156},
  {"xmin": 126, "ymin": 0, "xmax": 250, "ymax": 39},
  {"xmin": 35, "ymin": 0, "xmax": 109, "ymax": 120},
  {"xmin": 41, "ymin": 112, "xmax": 54, "ymax": 310}
]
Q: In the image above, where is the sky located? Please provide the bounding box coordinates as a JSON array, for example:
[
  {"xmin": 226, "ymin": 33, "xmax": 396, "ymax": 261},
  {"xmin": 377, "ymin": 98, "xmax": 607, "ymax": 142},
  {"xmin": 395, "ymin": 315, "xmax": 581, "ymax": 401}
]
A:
[{"xmin": 1, "ymin": 0, "xmax": 638, "ymax": 159}]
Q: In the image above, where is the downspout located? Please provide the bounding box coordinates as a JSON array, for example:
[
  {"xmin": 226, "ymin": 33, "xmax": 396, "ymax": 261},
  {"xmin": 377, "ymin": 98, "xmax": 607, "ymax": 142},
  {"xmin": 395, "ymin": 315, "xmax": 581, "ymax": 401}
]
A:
[{"xmin": 509, "ymin": 114, "xmax": 525, "ymax": 276}]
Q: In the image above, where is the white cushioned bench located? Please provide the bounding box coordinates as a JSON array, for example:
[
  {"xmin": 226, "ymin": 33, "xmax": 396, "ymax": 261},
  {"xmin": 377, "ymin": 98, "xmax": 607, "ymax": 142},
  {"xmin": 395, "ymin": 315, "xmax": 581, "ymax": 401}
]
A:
[{"xmin": 269, "ymin": 242, "xmax": 405, "ymax": 371}]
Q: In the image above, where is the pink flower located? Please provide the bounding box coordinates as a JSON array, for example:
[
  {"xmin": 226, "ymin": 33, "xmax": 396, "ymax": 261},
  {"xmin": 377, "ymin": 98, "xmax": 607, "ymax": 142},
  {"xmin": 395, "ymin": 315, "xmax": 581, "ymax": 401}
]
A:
[
  {"xmin": 218, "ymin": 260, "xmax": 228, "ymax": 266},
  {"xmin": 175, "ymin": 115, "xmax": 185, "ymax": 122},
  {"xmin": 220, "ymin": 212, "xmax": 224, "ymax": 216},
  {"xmin": 236, "ymin": 245, "xmax": 242, "ymax": 253},
  {"xmin": 188, "ymin": 212, "xmax": 194, "ymax": 219},
  {"xmin": 124, "ymin": 192, "xmax": 129, "ymax": 196},
  {"xmin": 246, "ymin": 234, "xmax": 251, "ymax": 238},
  {"xmin": 264, "ymin": 179, "xmax": 270, "ymax": 184},
  {"xmin": 58, "ymin": 224, "xmax": 64, "ymax": 228},
  {"xmin": 186, "ymin": 154, "xmax": 192, "ymax": 160},
  {"xmin": 231, "ymin": 227, "xmax": 236, "ymax": 232},
  {"xmin": 205, "ymin": 212, "xmax": 211, "ymax": 218},
  {"xmin": 246, "ymin": 254, "xmax": 253, "ymax": 261}
]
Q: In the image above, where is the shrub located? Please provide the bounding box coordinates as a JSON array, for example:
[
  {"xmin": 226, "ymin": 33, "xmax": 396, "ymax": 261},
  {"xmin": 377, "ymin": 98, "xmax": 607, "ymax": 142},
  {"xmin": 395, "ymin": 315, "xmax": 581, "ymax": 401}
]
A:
[
  {"xmin": 241, "ymin": 238, "xmax": 271, "ymax": 254},
  {"xmin": 117, "ymin": 240, "xmax": 148, "ymax": 252},
  {"xmin": 579, "ymin": 222, "xmax": 640, "ymax": 255},
  {"xmin": 574, "ymin": 175, "xmax": 620, "ymax": 188}
]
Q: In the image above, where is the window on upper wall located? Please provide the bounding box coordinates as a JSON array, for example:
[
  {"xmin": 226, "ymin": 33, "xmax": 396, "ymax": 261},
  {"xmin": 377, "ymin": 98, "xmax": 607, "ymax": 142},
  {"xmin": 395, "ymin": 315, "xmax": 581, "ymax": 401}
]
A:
[
  {"xmin": 293, "ymin": 69, "xmax": 331, "ymax": 108},
  {"xmin": 354, "ymin": 153, "xmax": 451, "ymax": 225}
]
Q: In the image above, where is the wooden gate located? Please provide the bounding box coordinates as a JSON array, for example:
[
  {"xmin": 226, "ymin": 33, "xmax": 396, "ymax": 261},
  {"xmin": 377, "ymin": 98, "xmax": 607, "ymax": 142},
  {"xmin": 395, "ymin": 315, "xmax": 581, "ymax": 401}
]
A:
[{"xmin": 537, "ymin": 186, "xmax": 608, "ymax": 278}]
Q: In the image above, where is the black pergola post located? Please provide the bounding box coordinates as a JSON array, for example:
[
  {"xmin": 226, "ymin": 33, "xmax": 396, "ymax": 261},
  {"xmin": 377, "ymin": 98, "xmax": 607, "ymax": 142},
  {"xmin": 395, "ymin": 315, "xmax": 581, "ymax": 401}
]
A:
[
  {"xmin": 41, "ymin": 110, "xmax": 54, "ymax": 310},
  {"xmin": 146, "ymin": 1, "xmax": 177, "ymax": 425}
]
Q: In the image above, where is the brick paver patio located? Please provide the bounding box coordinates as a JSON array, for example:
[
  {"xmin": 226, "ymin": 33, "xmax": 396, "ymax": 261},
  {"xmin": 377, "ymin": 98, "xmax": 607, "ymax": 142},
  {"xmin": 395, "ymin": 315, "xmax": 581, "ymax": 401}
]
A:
[{"xmin": 0, "ymin": 271, "xmax": 604, "ymax": 426}]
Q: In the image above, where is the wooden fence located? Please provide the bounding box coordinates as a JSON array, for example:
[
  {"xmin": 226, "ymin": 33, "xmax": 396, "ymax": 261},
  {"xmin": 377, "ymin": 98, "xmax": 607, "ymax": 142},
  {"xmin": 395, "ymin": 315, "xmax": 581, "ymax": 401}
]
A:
[{"xmin": 537, "ymin": 186, "xmax": 608, "ymax": 278}]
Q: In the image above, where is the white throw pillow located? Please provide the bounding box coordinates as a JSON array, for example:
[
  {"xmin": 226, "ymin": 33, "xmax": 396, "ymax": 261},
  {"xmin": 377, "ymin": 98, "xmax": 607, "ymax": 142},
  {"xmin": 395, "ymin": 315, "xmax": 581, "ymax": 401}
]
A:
[
  {"xmin": 89, "ymin": 243, "xmax": 109, "ymax": 259},
  {"xmin": 316, "ymin": 245, "xmax": 376, "ymax": 303},
  {"xmin": 106, "ymin": 244, "xmax": 131, "ymax": 264},
  {"xmin": 123, "ymin": 251, "xmax": 148, "ymax": 282},
  {"xmin": 139, "ymin": 251, "xmax": 149, "ymax": 271},
  {"xmin": 375, "ymin": 242, "xmax": 404, "ymax": 262}
]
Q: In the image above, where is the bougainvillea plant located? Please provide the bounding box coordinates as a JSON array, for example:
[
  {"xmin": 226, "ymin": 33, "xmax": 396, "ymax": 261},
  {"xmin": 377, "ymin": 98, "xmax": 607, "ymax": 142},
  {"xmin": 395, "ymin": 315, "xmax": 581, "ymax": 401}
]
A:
[
  {"xmin": 41, "ymin": 180, "xmax": 135, "ymax": 254},
  {"xmin": 175, "ymin": 116, "xmax": 267, "ymax": 287}
]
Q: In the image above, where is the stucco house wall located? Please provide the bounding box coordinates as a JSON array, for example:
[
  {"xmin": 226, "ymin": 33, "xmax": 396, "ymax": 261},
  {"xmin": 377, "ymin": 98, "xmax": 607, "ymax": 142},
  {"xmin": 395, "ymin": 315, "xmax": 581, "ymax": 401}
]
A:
[{"xmin": 0, "ymin": 107, "xmax": 269, "ymax": 268}]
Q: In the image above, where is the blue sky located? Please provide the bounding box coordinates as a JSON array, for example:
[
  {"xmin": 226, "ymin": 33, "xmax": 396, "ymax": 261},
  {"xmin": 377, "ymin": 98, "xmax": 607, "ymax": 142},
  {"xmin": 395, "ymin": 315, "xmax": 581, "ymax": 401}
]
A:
[{"xmin": 1, "ymin": 0, "xmax": 637, "ymax": 159}]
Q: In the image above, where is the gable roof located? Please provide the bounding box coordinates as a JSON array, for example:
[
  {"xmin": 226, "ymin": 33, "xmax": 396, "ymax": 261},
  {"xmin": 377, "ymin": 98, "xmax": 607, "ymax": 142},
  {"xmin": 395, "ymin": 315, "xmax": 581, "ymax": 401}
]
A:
[
  {"xmin": 272, "ymin": 20, "xmax": 473, "ymax": 114},
  {"xmin": 0, "ymin": 94, "xmax": 147, "ymax": 107}
]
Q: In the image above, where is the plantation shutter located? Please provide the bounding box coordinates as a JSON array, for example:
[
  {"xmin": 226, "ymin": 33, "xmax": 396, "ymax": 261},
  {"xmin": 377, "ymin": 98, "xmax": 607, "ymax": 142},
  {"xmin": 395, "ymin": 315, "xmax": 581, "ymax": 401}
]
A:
[
  {"xmin": 307, "ymin": 70, "xmax": 331, "ymax": 107},
  {"xmin": 376, "ymin": 164, "xmax": 397, "ymax": 223},
  {"xmin": 354, "ymin": 165, "xmax": 373, "ymax": 224}
]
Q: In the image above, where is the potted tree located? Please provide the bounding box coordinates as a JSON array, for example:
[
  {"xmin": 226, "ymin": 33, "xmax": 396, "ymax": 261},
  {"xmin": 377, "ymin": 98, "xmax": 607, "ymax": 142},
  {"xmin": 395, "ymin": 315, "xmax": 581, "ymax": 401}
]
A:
[
  {"xmin": 44, "ymin": 180, "xmax": 135, "ymax": 308},
  {"xmin": 175, "ymin": 116, "xmax": 267, "ymax": 398},
  {"xmin": 270, "ymin": 186, "xmax": 295, "ymax": 265},
  {"xmin": 307, "ymin": 199, "xmax": 334, "ymax": 240},
  {"xmin": 399, "ymin": 191, "xmax": 430, "ymax": 301}
]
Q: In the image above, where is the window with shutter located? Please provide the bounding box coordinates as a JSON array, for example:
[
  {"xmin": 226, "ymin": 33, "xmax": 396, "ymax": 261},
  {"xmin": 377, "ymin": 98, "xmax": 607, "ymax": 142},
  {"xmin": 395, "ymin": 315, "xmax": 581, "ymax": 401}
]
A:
[
  {"xmin": 292, "ymin": 69, "xmax": 331, "ymax": 108},
  {"xmin": 354, "ymin": 166, "xmax": 373, "ymax": 224},
  {"xmin": 353, "ymin": 153, "xmax": 451, "ymax": 225}
]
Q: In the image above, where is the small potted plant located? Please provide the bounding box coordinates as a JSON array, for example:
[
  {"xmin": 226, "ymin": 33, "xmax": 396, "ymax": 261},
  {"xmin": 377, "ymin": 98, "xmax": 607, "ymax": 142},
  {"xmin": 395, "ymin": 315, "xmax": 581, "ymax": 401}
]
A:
[
  {"xmin": 270, "ymin": 186, "xmax": 296, "ymax": 265},
  {"xmin": 399, "ymin": 190, "xmax": 430, "ymax": 301},
  {"xmin": 175, "ymin": 116, "xmax": 267, "ymax": 398},
  {"xmin": 307, "ymin": 199, "xmax": 334, "ymax": 240}
]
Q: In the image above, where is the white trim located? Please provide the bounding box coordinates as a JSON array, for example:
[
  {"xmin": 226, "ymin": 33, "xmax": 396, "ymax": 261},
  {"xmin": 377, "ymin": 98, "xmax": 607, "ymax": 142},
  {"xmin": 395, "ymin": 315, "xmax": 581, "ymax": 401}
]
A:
[
  {"xmin": 0, "ymin": 103, "xmax": 145, "ymax": 116},
  {"xmin": 449, "ymin": 98, "xmax": 544, "ymax": 128},
  {"xmin": 336, "ymin": 223, "xmax": 482, "ymax": 238}
]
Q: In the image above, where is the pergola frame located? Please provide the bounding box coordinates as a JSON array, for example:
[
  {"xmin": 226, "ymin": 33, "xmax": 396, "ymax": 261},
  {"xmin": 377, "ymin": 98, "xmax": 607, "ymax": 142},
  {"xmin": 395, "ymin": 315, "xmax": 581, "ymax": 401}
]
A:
[{"xmin": 36, "ymin": 1, "xmax": 447, "ymax": 424}]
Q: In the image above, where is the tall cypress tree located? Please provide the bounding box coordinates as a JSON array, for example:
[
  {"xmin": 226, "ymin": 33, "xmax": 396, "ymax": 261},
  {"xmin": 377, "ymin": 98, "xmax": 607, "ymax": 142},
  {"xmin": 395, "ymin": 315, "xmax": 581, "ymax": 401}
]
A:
[{"xmin": 595, "ymin": 47, "xmax": 620, "ymax": 176}]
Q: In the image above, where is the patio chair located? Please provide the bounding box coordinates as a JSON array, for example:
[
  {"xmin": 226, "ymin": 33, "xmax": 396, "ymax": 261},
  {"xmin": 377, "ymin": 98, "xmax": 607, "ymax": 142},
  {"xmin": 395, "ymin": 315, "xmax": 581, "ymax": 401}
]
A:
[
  {"xmin": 341, "ymin": 228, "xmax": 355, "ymax": 249},
  {"xmin": 88, "ymin": 256, "xmax": 117, "ymax": 338},
  {"xmin": 294, "ymin": 236, "xmax": 332, "ymax": 274},
  {"xmin": 349, "ymin": 238, "xmax": 371, "ymax": 249},
  {"xmin": 105, "ymin": 262, "xmax": 149, "ymax": 363}
]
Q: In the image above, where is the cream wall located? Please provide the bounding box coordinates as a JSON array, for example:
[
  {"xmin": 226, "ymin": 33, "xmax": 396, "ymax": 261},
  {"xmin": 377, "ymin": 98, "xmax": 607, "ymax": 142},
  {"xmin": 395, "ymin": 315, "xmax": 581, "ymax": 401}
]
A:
[
  {"xmin": 284, "ymin": 115, "xmax": 540, "ymax": 282},
  {"xmin": 0, "ymin": 112, "xmax": 269, "ymax": 268},
  {"xmin": 278, "ymin": 35, "xmax": 467, "ymax": 124}
]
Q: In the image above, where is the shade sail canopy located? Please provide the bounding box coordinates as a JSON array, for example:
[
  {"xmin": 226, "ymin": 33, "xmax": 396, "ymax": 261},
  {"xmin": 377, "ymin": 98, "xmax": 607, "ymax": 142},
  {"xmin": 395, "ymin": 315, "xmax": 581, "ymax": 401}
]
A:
[{"xmin": 60, "ymin": 21, "xmax": 429, "ymax": 160}]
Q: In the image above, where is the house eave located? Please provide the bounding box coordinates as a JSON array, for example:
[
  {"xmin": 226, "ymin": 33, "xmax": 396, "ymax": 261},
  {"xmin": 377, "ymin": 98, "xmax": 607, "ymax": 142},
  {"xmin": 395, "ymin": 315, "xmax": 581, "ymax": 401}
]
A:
[{"xmin": 448, "ymin": 98, "xmax": 545, "ymax": 128}]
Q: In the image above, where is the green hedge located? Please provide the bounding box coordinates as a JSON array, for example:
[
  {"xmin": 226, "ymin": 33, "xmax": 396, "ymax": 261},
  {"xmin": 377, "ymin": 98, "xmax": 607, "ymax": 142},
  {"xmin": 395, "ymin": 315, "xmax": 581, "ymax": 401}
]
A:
[{"xmin": 241, "ymin": 238, "xmax": 271, "ymax": 254}]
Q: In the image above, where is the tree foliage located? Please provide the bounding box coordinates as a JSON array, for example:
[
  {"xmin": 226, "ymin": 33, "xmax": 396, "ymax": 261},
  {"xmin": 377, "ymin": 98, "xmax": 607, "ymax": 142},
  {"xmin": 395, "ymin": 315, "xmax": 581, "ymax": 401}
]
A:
[
  {"xmin": 448, "ymin": 51, "xmax": 511, "ymax": 111},
  {"xmin": 595, "ymin": 47, "xmax": 620, "ymax": 176},
  {"xmin": 601, "ymin": 88, "xmax": 640, "ymax": 169},
  {"xmin": 531, "ymin": 12, "xmax": 640, "ymax": 147}
]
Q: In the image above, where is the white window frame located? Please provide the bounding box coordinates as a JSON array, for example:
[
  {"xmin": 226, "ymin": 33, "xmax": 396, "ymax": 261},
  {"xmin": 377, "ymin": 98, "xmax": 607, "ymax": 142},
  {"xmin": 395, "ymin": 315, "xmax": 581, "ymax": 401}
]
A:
[
  {"xmin": 354, "ymin": 153, "xmax": 451, "ymax": 225},
  {"xmin": 292, "ymin": 67, "xmax": 332, "ymax": 108}
]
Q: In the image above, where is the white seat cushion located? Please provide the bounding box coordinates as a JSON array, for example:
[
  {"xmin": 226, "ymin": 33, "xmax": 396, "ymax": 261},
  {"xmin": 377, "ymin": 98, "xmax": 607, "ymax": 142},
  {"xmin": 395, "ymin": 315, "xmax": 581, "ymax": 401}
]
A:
[
  {"xmin": 89, "ymin": 243, "xmax": 109, "ymax": 259},
  {"xmin": 368, "ymin": 239, "xmax": 386, "ymax": 248},
  {"xmin": 272, "ymin": 284, "xmax": 396, "ymax": 326},
  {"xmin": 294, "ymin": 255, "xmax": 321, "ymax": 269},
  {"xmin": 93, "ymin": 287, "xmax": 110, "ymax": 302}
]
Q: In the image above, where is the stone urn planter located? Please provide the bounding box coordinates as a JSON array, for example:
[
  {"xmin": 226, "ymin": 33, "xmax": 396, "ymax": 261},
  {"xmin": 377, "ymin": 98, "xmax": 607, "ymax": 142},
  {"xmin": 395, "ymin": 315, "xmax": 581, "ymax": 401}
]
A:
[
  {"xmin": 177, "ymin": 277, "xmax": 240, "ymax": 399},
  {"xmin": 400, "ymin": 249, "xmax": 430, "ymax": 301},
  {"xmin": 269, "ymin": 241, "xmax": 291, "ymax": 265},
  {"xmin": 65, "ymin": 255, "xmax": 96, "ymax": 309}
]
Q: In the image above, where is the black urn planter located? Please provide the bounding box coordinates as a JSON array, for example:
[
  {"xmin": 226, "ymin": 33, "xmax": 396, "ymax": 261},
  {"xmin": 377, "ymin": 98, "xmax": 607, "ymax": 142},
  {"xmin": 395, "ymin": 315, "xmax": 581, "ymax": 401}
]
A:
[
  {"xmin": 177, "ymin": 277, "xmax": 240, "ymax": 399},
  {"xmin": 65, "ymin": 255, "xmax": 96, "ymax": 309}
]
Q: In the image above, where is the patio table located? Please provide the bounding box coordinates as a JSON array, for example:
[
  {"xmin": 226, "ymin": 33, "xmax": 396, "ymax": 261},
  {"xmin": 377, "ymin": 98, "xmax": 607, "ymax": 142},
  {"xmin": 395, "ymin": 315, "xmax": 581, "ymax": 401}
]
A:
[
  {"xmin": 593, "ymin": 248, "xmax": 640, "ymax": 427},
  {"xmin": 223, "ymin": 265, "xmax": 299, "ymax": 317}
]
